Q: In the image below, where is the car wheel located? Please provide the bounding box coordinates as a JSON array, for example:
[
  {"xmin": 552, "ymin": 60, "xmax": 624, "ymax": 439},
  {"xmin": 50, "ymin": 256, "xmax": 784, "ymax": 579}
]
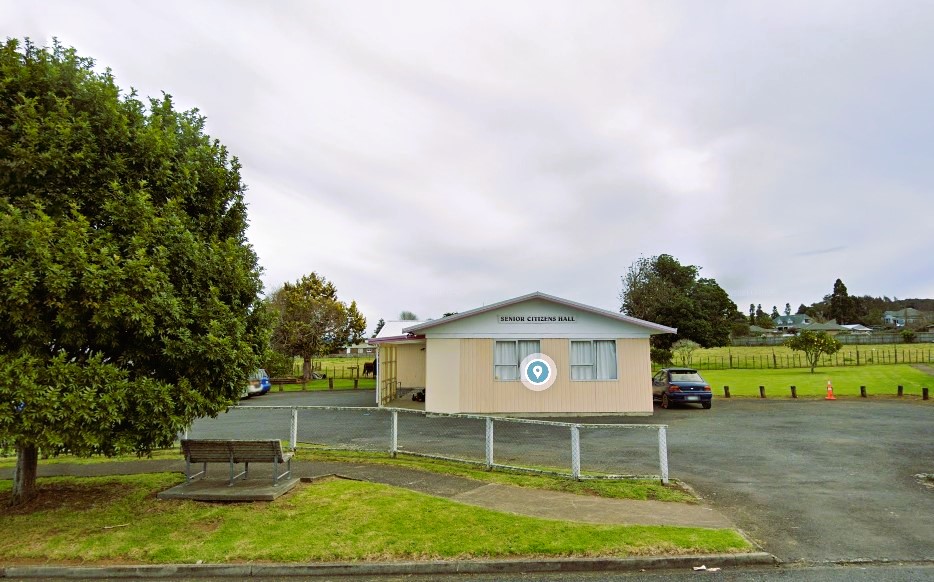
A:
[
  {"xmin": 702, "ymin": 401, "xmax": 712, "ymax": 409},
  {"xmin": 661, "ymin": 393, "xmax": 670, "ymax": 409}
]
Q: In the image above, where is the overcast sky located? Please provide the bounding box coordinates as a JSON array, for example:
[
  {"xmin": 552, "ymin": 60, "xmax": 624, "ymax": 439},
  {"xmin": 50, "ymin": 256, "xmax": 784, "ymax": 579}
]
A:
[{"xmin": 5, "ymin": 0, "xmax": 933, "ymax": 329}]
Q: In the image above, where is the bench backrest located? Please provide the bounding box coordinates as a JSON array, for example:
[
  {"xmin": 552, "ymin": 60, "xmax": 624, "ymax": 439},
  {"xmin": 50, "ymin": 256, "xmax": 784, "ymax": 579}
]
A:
[{"xmin": 181, "ymin": 439, "xmax": 287, "ymax": 463}]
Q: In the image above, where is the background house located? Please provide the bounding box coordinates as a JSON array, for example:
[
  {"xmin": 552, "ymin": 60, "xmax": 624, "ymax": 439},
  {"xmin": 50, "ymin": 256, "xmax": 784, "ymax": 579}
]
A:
[{"xmin": 882, "ymin": 308, "xmax": 929, "ymax": 327}]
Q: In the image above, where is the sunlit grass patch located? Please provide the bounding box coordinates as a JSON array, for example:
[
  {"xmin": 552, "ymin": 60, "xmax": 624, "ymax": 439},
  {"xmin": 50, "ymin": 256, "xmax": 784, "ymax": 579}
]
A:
[{"xmin": 0, "ymin": 474, "xmax": 750, "ymax": 563}]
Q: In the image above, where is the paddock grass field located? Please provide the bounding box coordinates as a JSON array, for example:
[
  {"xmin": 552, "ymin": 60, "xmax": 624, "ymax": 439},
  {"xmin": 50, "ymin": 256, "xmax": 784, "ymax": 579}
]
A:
[
  {"xmin": 701, "ymin": 365, "xmax": 933, "ymax": 398},
  {"xmin": 0, "ymin": 474, "xmax": 750, "ymax": 563},
  {"xmin": 684, "ymin": 342, "xmax": 934, "ymax": 370}
]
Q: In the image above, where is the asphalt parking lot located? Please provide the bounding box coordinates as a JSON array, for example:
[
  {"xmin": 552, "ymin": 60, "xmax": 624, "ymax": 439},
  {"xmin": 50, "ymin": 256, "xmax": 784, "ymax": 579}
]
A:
[{"xmin": 194, "ymin": 391, "xmax": 934, "ymax": 563}]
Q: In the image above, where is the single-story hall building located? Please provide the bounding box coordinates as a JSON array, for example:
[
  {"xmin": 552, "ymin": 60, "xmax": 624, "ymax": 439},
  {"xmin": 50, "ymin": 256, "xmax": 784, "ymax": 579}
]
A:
[{"xmin": 368, "ymin": 292, "xmax": 676, "ymax": 415}]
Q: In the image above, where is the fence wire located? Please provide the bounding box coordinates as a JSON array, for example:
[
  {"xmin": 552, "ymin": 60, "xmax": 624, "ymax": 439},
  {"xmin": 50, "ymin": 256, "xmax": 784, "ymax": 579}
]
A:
[{"xmin": 207, "ymin": 406, "xmax": 670, "ymax": 482}]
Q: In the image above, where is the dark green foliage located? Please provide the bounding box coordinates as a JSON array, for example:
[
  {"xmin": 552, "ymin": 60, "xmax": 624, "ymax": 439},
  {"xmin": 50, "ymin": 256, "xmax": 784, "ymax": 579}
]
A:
[
  {"xmin": 0, "ymin": 39, "xmax": 266, "ymax": 502},
  {"xmin": 371, "ymin": 318, "xmax": 386, "ymax": 338},
  {"xmin": 650, "ymin": 347, "xmax": 672, "ymax": 366},
  {"xmin": 620, "ymin": 254, "xmax": 737, "ymax": 349},
  {"xmin": 754, "ymin": 305, "xmax": 774, "ymax": 328},
  {"xmin": 901, "ymin": 330, "xmax": 916, "ymax": 344},
  {"xmin": 399, "ymin": 311, "xmax": 418, "ymax": 320}
]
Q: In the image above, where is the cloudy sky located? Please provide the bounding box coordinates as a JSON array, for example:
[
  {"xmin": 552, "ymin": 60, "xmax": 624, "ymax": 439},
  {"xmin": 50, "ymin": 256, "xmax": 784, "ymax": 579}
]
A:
[{"xmin": 5, "ymin": 0, "xmax": 933, "ymax": 328}]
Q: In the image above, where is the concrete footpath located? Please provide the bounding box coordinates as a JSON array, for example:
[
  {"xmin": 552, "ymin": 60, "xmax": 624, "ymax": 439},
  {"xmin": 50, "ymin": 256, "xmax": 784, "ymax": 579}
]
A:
[{"xmin": 0, "ymin": 459, "xmax": 777, "ymax": 578}]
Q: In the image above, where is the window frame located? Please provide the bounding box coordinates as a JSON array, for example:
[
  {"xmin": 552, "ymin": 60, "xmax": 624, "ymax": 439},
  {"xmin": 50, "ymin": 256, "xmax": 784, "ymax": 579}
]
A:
[
  {"xmin": 493, "ymin": 339, "xmax": 540, "ymax": 381},
  {"xmin": 569, "ymin": 339, "xmax": 618, "ymax": 381}
]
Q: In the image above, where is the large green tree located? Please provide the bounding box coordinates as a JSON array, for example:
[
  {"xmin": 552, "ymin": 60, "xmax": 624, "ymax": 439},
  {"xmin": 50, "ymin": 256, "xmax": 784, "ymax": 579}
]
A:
[
  {"xmin": 619, "ymin": 254, "xmax": 737, "ymax": 349},
  {"xmin": 0, "ymin": 40, "xmax": 267, "ymax": 505},
  {"xmin": 269, "ymin": 273, "xmax": 366, "ymax": 381}
]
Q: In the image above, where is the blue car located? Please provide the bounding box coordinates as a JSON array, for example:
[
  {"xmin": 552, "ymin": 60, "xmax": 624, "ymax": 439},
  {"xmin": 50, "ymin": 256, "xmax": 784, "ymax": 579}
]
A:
[
  {"xmin": 243, "ymin": 368, "xmax": 271, "ymax": 398},
  {"xmin": 652, "ymin": 368, "xmax": 712, "ymax": 409}
]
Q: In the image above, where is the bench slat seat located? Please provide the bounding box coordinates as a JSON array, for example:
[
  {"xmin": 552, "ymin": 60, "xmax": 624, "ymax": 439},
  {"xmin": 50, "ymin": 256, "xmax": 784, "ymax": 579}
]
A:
[{"xmin": 181, "ymin": 439, "xmax": 292, "ymax": 486}]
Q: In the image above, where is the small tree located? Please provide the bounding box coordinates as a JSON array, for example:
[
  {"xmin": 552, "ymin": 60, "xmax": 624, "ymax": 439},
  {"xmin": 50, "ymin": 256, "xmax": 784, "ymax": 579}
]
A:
[
  {"xmin": 269, "ymin": 273, "xmax": 366, "ymax": 381},
  {"xmin": 399, "ymin": 311, "xmax": 419, "ymax": 321},
  {"xmin": 901, "ymin": 329, "xmax": 916, "ymax": 344},
  {"xmin": 784, "ymin": 303, "xmax": 792, "ymax": 316},
  {"xmin": 371, "ymin": 318, "xmax": 386, "ymax": 338},
  {"xmin": 785, "ymin": 331, "xmax": 842, "ymax": 373},
  {"xmin": 672, "ymin": 339, "xmax": 700, "ymax": 366}
]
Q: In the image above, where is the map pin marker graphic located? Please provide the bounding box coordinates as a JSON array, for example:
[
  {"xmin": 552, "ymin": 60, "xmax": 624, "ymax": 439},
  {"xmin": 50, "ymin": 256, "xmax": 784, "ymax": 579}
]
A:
[{"xmin": 532, "ymin": 365, "xmax": 543, "ymax": 380}]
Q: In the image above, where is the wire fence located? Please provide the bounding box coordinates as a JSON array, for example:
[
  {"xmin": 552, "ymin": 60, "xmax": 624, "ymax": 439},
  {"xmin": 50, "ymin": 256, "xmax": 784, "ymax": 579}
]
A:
[
  {"xmin": 732, "ymin": 332, "xmax": 934, "ymax": 346},
  {"xmin": 687, "ymin": 347, "xmax": 934, "ymax": 370},
  {"xmin": 187, "ymin": 406, "xmax": 670, "ymax": 483}
]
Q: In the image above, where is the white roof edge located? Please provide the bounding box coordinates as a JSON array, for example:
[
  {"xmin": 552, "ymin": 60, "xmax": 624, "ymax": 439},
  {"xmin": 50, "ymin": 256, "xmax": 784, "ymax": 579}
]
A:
[{"xmin": 402, "ymin": 291, "xmax": 677, "ymax": 335}]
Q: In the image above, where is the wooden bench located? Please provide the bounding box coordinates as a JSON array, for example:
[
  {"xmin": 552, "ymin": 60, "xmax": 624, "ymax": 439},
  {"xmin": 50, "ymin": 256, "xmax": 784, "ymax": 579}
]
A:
[{"xmin": 180, "ymin": 439, "xmax": 293, "ymax": 486}]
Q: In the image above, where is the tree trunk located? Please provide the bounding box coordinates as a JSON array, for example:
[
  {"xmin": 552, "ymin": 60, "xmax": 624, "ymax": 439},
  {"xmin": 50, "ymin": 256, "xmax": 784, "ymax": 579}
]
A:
[
  {"xmin": 302, "ymin": 356, "xmax": 312, "ymax": 381},
  {"xmin": 11, "ymin": 443, "xmax": 38, "ymax": 507}
]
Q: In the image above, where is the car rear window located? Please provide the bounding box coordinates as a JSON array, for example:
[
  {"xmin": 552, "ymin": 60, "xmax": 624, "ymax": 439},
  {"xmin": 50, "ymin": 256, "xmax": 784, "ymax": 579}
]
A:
[{"xmin": 670, "ymin": 372, "xmax": 704, "ymax": 382}]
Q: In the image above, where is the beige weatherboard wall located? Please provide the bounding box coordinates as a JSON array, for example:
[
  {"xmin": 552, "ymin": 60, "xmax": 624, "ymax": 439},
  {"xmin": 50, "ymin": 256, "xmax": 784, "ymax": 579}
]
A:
[{"xmin": 374, "ymin": 292, "xmax": 675, "ymax": 416}]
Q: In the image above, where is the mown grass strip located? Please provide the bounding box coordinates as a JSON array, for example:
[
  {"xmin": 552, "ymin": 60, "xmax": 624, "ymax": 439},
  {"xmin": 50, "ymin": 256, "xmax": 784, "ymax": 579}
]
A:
[
  {"xmin": 0, "ymin": 474, "xmax": 750, "ymax": 563},
  {"xmin": 0, "ymin": 448, "xmax": 697, "ymax": 504},
  {"xmin": 702, "ymin": 365, "xmax": 933, "ymax": 398},
  {"xmin": 297, "ymin": 449, "xmax": 697, "ymax": 503}
]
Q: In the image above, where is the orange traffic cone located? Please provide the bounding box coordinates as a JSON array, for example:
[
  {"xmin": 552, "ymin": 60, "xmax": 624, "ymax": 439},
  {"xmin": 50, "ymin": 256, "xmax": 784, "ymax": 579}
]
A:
[{"xmin": 825, "ymin": 380, "xmax": 836, "ymax": 400}]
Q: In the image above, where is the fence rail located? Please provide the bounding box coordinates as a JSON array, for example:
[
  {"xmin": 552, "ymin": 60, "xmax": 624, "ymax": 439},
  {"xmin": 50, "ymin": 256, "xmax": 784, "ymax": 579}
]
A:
[
  {"xmin": 188, "ymin": 405, "xmax": 670, "ymax": 483},
  {"xmin": 686, "ymin": 346, "xmax": 934, "ymax": 370},
  {"xmin": 732, "ymin": 332, "xmax": 934, "ymax": 346}
]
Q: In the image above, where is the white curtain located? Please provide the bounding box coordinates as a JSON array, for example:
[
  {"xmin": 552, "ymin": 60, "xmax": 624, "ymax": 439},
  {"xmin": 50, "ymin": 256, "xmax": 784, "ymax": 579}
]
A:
[
  {"xmin": 518, "ymin": 340, "xmax": 539, "ymax": 362},
  {"xmin": 494, "ymin": 341, "xmax": 518, "ymax": 380},
  {"xmin": 595, "ymin": 340, "xmax": 617, "ymax": 380},
  {"xmin": 570, "ymin": 341, "xmax": 594, "ymax": 380}
]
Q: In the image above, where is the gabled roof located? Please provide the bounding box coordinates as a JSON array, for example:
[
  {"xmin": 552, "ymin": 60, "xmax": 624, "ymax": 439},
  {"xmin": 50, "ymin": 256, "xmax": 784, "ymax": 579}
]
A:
[
  {"xmin": 401, "ymin": 291, "xmax": 677, "ymax": 335},
  {"xmin": 773, "ymin": 314, "xmax": 811, "ymax": 326}
]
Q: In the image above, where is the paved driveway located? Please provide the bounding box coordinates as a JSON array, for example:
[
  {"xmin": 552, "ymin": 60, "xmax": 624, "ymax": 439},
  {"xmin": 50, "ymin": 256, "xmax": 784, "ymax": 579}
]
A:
[
  {"xmin": 653, "ymin": 399, "xmax": 933, "ymax": 563},
  {"xmin": 194, "ymin": 391, "xmax": 934, "ymax": 563}
]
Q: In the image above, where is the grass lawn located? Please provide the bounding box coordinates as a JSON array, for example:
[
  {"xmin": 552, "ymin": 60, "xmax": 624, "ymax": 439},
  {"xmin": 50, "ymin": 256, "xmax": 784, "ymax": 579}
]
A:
[
  {"xmin": 0, "ymin": 474, "xmax": 751, "ymax": 563},
  {"xmin": 701, "ymin": 365, "xmax": 934, "ymax": 398},
  {"xmin": 269, "ymin": 378, "xmax": 375, "ymax": 392},
  {"xmin": 299, "ymin": 449, "xmax": 697, "ymax": 503},
  {"xmin": 0, "ymin": 449, "xmax": 695, "ymax": 504}
]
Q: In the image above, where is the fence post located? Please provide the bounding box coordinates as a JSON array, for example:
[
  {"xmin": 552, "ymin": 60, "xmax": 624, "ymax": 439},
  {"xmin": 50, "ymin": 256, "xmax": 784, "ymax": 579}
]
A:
[
  {"xmin": 759, "ymin": 385, "xmax": 766, "ymax": 398},
  {"xmin": 390, "ymin": 409, "xmax": 398, "ymax": 457},
  {"xmin": 485, "ymin": 417, "xmax": 494, "ymax": 470},
  {"xmin": 353, "ymin": 378, "xmax": 358, "ymax": 389},
  {"xmin": 658, "ymin": 426, "xmax": 669, "ymax": 485},
  {"xmin": 923, "ymin": 387, "xmax": 929, "ymax": 401},
  {"xmin": 724, "ymin": 386, "xmax": 731, "ymax": 398},
  {"xmin": 328, "ymin": 377, "xmax": 334, "ymax": 390},
  {"xmin": 860, "ymin": 386, "xmax": 867, "ymax": 398},
  {"xmin": 897, "ymin": 385, "xmax": 903, "ymax": 397},
  {"xmin": 791, "ymin": 385, "xmax": 797, "ymax": 399},
  {"xmin": 570, "ymin": 424, "xmax": 581, "ymax": 480},
  {"xmin": 290, "ymin": 407, "xmax": 298, "ymax": 451}
]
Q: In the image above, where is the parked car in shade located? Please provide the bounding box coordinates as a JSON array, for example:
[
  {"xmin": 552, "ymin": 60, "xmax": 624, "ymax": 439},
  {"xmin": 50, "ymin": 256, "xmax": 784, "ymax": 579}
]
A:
[
  {"xmin": 244, "ymin": 368, "xmax": 271, "ymax": 397},
  {"xmin": 652, "ymin": 368, "xmax": 712, "ymax": 409}
]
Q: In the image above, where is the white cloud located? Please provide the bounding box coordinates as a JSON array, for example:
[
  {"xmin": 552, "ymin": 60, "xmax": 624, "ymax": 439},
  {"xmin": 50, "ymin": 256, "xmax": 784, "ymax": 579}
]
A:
[{"xmin": 6, "ymin": 0, "xmax": 933, "ymax": 328}]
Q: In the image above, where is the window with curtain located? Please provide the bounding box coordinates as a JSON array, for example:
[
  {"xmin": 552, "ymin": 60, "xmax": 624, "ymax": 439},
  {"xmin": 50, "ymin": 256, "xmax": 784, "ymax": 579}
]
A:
[
  {"xmin": 494, "ymin": 340, "xmax": 540, "ymax": 380},
  {"xmin": 570, "ymin": 340, "xmax": 617, "ymax": 380}
]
